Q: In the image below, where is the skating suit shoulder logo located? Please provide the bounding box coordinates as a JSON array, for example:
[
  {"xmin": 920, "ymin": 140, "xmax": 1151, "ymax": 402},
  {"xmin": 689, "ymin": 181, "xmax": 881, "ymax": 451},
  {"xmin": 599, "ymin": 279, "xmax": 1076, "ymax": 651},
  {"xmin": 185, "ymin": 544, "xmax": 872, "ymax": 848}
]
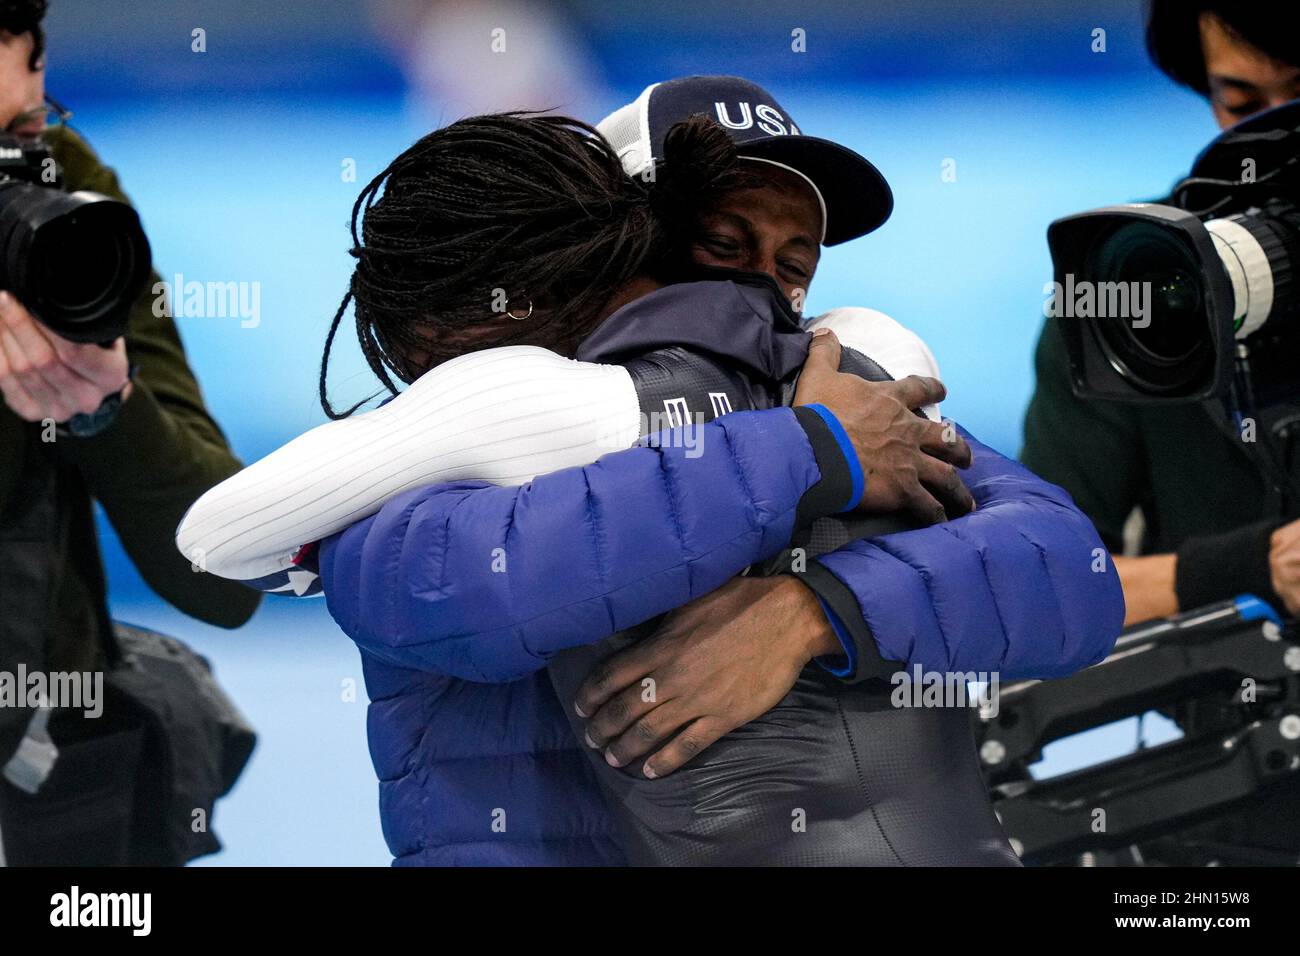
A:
[{"xmin": 662, "ymin": 392, "xmax": 733, "ymax": 427}]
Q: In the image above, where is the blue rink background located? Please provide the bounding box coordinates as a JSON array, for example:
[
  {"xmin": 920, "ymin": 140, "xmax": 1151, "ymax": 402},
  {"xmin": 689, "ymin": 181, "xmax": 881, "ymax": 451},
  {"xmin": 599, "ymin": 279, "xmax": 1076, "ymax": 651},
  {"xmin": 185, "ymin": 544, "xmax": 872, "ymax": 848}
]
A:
[{"xmin": 85, "ymin": 76, "xmax": 1214, "ymax": 865}]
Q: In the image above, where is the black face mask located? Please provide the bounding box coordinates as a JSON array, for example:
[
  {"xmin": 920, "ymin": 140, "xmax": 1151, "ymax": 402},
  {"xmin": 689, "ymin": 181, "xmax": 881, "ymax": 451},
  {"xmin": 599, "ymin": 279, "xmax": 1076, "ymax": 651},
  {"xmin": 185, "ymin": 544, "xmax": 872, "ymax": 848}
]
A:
[
  {"xmin": 664, "ymin": 262, "xmax": 805, "ymax": 333},
  {"xmin": 575, "ymin": 266, "xmax": 811, "ymax": 382}
]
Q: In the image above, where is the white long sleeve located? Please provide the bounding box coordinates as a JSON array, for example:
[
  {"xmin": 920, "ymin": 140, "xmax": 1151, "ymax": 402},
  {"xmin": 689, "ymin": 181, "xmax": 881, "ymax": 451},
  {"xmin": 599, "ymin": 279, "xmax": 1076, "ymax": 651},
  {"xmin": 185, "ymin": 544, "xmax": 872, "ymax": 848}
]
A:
[{"xmin": 176, "ymin": 346, "xmax": 641, "ymax": 583}]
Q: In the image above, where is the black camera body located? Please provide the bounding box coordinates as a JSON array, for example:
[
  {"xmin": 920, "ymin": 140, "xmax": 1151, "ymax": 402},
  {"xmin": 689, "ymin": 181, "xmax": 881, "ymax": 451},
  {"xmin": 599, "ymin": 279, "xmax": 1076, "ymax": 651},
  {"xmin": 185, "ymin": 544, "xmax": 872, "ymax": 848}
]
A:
[
  {"xmin": 0, "ymin": 131, "xmax": 151, "ymax": 344},
  {"xmin": 0, "ymin": 134, "xmax": 65, "ymax": 186},
  {"xmin": 1048, "ymin": 99, "xmax": 1300, "ymax": 405}
]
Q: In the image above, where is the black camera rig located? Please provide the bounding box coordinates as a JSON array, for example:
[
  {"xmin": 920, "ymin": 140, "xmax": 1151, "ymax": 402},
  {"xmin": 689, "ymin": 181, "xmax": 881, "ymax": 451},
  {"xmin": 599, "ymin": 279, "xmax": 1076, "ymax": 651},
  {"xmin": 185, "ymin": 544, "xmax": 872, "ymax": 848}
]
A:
[{"xmin": 978, "ymin": 596, "xmax": 1300, "ymax": 865}]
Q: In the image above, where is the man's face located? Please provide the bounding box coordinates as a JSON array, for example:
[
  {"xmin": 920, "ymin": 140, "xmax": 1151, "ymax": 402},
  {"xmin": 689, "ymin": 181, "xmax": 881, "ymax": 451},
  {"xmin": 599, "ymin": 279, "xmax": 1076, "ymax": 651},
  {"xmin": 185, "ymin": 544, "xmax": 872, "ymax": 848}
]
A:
[
  {"xmin": 0, "ymin": 29, "xmax": 46, "ymax": 136},
  {"xmin": 1199, "ymin": 13, "xmax": 1300, "ymax": 129},
  {"xmin": 689, "ymin": 162, "xmax": 822, "ymax": 311}
]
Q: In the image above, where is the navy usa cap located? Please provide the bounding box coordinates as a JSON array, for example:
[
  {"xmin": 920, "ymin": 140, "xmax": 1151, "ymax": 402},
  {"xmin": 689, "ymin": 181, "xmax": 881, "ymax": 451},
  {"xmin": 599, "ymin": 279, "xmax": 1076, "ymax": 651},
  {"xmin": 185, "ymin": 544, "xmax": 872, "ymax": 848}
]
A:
[{"xmin": 597, "ymin": 75, "xmax": 893, "ymax": 246}]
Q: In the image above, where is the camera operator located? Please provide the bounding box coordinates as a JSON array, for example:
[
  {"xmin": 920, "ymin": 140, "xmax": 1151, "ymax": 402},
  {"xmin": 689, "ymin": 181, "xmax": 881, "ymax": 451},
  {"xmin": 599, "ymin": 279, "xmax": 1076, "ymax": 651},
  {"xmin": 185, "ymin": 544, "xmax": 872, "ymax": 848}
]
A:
[
  {"xmin": 0, "ymin": 2, "xmax": 259, "ymax": 864},
  {"xmin": 1022, "ymin": 1, "xmax": 1300, "ymax": 862},
  {"xmin": 1027, "ymin": 1, "xmax": 1300, "ymax": 627}
]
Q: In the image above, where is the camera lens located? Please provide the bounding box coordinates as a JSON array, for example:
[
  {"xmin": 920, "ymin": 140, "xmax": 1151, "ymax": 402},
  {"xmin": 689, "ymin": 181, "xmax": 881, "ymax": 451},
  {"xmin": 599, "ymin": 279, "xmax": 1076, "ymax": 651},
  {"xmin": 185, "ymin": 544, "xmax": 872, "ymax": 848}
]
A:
[
  {"xmin": 0, "ymin": 182, "xmax": 151, "ymax": 343},
  {"xmin": 1151, "ymin": 270, "xmax": 1198, "ymax": 324},
  {"xmin": 33, "ymin": 206, "xmax": 136, "ymax": 318},
  {"xmin": 1087, "ymin": 220, "xmax": 1215, "ymax": 394}
]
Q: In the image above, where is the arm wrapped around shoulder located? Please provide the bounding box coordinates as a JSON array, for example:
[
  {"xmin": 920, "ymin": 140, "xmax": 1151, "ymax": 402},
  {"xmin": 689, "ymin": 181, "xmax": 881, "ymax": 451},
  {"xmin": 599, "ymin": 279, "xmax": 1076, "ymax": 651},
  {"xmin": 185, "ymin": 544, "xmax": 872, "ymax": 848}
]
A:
[
  {"xmin": 174, "ymin": 346, "xmax": 642, "ymax": 586},
  {"xmin": 813, "ymin": 427, "xmax": 1126, "ymax": 681},
  {"xmin": 317, "ymin": 404, "xmax": 859, "ymax": 682}
]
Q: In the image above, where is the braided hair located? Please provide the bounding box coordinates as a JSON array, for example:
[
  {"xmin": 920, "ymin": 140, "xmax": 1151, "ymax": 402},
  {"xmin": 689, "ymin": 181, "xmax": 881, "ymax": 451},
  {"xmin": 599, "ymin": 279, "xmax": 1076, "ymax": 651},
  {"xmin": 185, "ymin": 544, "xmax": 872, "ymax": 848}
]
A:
[{"xmin": 320, "ymin": 112, "xmax": 758, "ymax": 418}]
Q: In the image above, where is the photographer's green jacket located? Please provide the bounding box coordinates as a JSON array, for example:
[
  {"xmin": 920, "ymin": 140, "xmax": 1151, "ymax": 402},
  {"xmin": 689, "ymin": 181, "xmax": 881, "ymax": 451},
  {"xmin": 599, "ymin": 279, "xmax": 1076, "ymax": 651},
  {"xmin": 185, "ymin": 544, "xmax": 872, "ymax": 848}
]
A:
[{"xmin": 0, "ymin": 127, "xmax": 259, "ymax": 756}]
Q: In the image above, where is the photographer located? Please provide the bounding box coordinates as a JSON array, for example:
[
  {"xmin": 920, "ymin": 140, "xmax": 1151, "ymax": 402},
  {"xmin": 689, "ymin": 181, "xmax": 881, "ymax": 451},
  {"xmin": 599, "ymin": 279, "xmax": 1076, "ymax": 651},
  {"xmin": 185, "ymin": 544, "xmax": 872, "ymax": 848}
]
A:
[
  {"xmin": 0, "ymin": 2, "xmax": 258, "ymax": 864},
  {"xmin": 1021, "ymin": 0, "xmax": 1300, "ymax": 862},
  {"xmin": 1025, "ymin": 1, "xmax": 1300, "ymax": 627}
]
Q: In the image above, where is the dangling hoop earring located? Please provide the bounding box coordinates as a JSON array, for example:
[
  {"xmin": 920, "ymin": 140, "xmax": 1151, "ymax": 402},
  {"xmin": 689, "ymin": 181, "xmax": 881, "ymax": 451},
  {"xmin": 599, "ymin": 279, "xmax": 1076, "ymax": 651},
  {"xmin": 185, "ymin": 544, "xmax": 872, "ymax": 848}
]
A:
[{"xmin": 507, "ymin": 299, "xmax": 533, "ymax": 321}]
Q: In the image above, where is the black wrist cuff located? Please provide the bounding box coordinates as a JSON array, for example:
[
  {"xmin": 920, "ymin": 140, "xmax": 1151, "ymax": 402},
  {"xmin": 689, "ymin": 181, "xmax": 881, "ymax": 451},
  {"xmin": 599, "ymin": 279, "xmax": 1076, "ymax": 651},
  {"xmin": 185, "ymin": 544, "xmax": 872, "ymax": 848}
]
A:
[
  {"xmin": 790, "ymin": 560, "xmax": 902, "ymax": 684},
  {"xmin": 1174, "ymin": 519, "xmax": 1287, "ymax": 614},
  {"xmin": 792, "ymin": 405, "xmax": 854, "ymax": 528}
]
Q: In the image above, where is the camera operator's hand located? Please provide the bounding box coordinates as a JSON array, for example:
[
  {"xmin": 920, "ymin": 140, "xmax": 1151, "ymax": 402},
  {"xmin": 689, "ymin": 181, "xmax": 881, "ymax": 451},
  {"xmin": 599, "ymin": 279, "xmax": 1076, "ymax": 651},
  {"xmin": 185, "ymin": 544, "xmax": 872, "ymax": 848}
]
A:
[
  {"xmin": 0, "ymin": 291, "xmax": 131, "ymax": 424},
  {"xmin": 1269, "ymin": 519, "xmax": 1300, "ymax": 616},
  {"xmin": 794, "ymin": 328, "xmax": 974, "ymax": 524}
]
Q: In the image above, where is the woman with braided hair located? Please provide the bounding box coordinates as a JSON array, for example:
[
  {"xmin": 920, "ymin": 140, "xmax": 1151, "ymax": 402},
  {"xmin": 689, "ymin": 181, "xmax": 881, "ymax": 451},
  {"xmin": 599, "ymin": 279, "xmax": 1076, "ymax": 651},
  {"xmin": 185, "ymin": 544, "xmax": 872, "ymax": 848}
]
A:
[
  {"xmin": 317, "ymin": 112, "xmax": 707, "ymax": 415},
  {"xmin": 178, "ymin": 106, "xmax": 1121, "ymax": 866}
]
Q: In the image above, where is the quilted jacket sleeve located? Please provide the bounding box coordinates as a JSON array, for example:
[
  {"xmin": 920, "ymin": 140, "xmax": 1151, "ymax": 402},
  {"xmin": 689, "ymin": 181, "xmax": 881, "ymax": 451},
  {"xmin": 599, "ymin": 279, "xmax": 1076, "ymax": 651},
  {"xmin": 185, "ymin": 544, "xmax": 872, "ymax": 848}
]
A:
[
  {"xmin": 318, "ymin": 405, "xmax": 857, "ymax": 682},
  {"xmin": 804, "ymin": 426, "xmax": 1125, "ymax": 682}
]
